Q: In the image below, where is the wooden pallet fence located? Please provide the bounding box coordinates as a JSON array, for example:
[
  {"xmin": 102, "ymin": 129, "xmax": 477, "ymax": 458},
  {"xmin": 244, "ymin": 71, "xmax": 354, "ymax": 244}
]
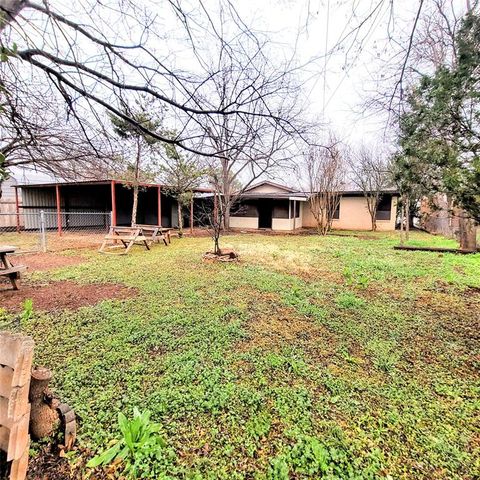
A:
[{"xmin": 0, "ymin": 332, "xmax": 34, "ymax": 480}]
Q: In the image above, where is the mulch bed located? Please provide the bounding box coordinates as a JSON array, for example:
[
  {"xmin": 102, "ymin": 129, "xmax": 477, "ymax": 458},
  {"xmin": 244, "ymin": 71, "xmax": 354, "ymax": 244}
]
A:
[
  {"xmin": 0, "ymin": 280, "xmax": 136, "ymax": 312},
  {"xmin": 12, "ymin": 253, "xmax": 86, "ymax": 272}
]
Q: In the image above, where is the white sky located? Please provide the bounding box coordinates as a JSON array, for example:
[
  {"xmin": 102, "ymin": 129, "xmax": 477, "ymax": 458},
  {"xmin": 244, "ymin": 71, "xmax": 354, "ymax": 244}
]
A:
[
  {"xmin": 8, "ymin": 0, "xmax": 470, "ymax": 186},
  {"xmin": 232, "ymin": 0, "xmax": 467, "ymax": 145},
  {"xmin": 230, "ymin": 1, "xmax": 399, "ymax": 144}
]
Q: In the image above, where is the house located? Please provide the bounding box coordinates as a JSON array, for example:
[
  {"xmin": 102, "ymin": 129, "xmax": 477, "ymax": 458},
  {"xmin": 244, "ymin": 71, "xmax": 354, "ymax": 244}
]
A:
[
  {"xmin": 13, "ymin": 177, "xmax": 398, "ymax": 233},
  {"xmin": 303, "ymin": 189, "xmax": 398, "ymax": 231},
  {"xmin": 15, "ymin": 179, "xmax": 210, "ymax": 232},
  {"xmin": 230, "ymin": 181, "xmax": 398, "ymax": 231},
  {"xmin": 230, "ymin": 181, "xmax": 308, "ymax": 231}
]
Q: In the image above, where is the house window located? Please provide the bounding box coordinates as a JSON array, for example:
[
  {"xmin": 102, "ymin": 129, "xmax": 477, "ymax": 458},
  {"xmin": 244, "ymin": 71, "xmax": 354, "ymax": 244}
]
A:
[
  {"xmin": 376, "ymin": 195, "xmax": 392, "ymax": 220},
  {"xmin": 231, "ymin": 201, "xmax": 258, "ymax": 217},
  {"xmin": 272, "ymin": 200, "xmax": 289, "ymax": 219},
  {"xmin": 332, "ymin": 201, "xmax": 340, "ymax": 220}
]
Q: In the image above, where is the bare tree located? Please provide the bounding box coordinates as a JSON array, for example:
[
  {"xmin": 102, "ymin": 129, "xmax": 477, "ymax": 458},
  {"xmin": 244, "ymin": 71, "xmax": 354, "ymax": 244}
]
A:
[
  {"xmin": 196, "ymin": 31, "xmax": 313, "ymax": 231},
  {"xmin": 349, "ymin": 144, "xmax": 392, "ymax": 231},
  {"xmin": 0, "ymin": 68, "xmax": 116, "ymax": 196},
  {"xmin": 0, "ymin": 0, "xmax": 315, "ymax": 160},
  {"xmin": 305, "ymin": 138, "xmax": 346, "ymax": 235}
]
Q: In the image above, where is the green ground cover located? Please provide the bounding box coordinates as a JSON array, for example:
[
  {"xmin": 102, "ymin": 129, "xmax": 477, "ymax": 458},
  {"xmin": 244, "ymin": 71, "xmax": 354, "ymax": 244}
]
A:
[{"xmin": 1, "ymin": 231, "xmax": 479, "ymax": 479}]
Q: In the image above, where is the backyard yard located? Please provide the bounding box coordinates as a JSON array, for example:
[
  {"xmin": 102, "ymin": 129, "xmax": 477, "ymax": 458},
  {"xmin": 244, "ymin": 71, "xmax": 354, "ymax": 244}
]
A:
[{"xmin": 0, "ymin": 231, "xmax": 479, "ymax": 479}]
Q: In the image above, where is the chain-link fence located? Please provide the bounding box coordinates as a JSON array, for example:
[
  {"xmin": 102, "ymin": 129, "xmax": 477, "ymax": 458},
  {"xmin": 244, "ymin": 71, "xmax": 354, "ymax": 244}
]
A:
[{"xmin": 0, "ymin": 211, "xmax": 112, "ymax": 253}]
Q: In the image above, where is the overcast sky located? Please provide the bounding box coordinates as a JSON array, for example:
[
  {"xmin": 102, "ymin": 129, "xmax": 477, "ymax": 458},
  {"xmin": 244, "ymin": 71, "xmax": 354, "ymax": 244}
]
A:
[
  {"xmin": 9, "ymin": 0, "xmax": 469, "ymax": 185},
  {"xmin": 232, "ymin": 0, "xmax": 466, "ymax": 146}
]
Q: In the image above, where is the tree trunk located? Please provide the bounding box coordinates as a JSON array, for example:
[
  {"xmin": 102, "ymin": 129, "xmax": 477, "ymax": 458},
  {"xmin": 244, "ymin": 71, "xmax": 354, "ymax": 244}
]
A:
[
  {"xmin": 366, "ymin": 196, "xmax": 377, "ymax": 231},
  {"xmin": 223, "ymin": 200, "xmax": 231, "ymax": 231},
  {"xmin": 458, "ymin": 213, "xmax": 477, "ymax": 252},
  {"xmin": 177, "ymin": 201, "xmax": 183, "ymax": 237},
  {"xmin": 131, "ymin": 139, "xmax": 141, "ymax": 227},
  {"xmin": 400, "ymin": 198, "xmax": 405, "ymax": 246},
  {"xmin": 214, "ymin": 232, "xmax": 220, "ymax": 255},
  {"xmin": 405, "ymin": 196, "xmax": 410, "ymax": 241},
  {"xmin": 131, "ymin": 184, "xmax": 139, "ymax": 227}
]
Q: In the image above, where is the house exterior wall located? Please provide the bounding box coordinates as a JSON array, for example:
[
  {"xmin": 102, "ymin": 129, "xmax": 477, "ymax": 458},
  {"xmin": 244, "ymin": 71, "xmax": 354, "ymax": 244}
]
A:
[
  {"xmin": 302, "ymin": 195, "xmax": 398, "ymax": 231},
  {"xmin": 230, "ymin": 198, "xmax": 303, "ymax": 231},
  {"xmin": 272, "ymin": 201, "xmax": 302, "ymax": 230},
  {"xmin": 272, "ymin": 218, "xmax": 293, "ymax": 230},
  {"xmin": 271, "ymin": 214, "xmax": 301, "ymax": 230},
  {"xmin": 230, "ymin": 216, "xmax": 259, "ymax": 229}
]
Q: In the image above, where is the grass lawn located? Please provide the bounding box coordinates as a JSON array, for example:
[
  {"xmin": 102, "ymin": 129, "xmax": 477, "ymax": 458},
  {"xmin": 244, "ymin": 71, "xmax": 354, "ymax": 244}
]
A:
[{"xmin": 1, "ymin": 231, "xmax": 479, "ymax": 479}]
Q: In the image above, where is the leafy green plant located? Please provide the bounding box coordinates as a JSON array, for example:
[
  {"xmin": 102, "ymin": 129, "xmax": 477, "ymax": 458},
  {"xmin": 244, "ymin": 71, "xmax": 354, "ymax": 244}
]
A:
[
  {"xmin": 267, "ymin": 435, "xmax": 382, "ymax": 479},
  {"xmin": 87, "ymin": 408, "xmax": 177, "ymax": 478},
  {"xmin": 20, "ymin": 299, "xmax": 34, "ymax": 324},
  {"xmin": 367, "ymin": 339, "xmax": 401, "ymax": 373},
  {"xmin": 335, "ymin": 292, "xmax": 365, "ymax": 309}
]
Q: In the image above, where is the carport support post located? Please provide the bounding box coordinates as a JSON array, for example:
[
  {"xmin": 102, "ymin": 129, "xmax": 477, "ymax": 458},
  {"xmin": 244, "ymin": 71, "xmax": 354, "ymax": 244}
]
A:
[
  {"xmin": 190, "ymin": 193, "xmax": 194, "ymax": 235},
  {"xmin": 111, "ymin": 181, "xmax": 117, "ymax": 226},
  {"xmin": 293, "ymin": 200, "xmax": 296, "ymax": 230},
  {"xmin": 14, "ymin": 186, "xmax": 20, "ymax": 233},
  {"xmin": 157, "ymin": 186, "xmax": 162, "ymax": 227},
  {"xmin": 55, "ymin": 184, "xmax": 62, "ymax": 236}
]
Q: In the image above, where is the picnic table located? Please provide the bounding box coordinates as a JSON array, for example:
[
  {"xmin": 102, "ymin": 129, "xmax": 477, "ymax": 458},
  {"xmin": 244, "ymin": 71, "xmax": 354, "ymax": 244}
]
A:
[
  {"xmin": 99, "ymin": 227, "xmax": 151, "ymax": 255},
  {"xmin": 134, "ymin": 224, "xmax": 172, "ymax": 246},
  {"xmin": 0, "ymin": 245, "xmax": 27, "ymax": 290}
]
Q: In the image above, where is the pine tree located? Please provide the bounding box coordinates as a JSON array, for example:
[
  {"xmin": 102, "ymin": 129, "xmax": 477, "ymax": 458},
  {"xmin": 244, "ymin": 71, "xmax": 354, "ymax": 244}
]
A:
[{"xmin": 109, "ymin": 98, "xmax": 163, "ymax": 226}]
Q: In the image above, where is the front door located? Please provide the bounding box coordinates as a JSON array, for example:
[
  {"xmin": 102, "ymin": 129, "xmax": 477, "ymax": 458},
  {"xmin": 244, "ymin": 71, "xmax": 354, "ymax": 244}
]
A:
[{"xmin": 258, "ymin": 201, "xmax": 272, "ymax": 229}]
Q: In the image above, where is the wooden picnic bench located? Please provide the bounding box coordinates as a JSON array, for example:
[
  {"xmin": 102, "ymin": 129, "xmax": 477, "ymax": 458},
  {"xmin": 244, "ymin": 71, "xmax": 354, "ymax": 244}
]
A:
[
  {"xmin": 134, "ymin": 224, "xmax": 172, "ymax": 246},
  {"xmin": 0, "ymin": 246, "xmax": 27, "ymax": 290},
  {"xmin": 99, "ymin": 227, "xmax": 151, "ymax": 255}
]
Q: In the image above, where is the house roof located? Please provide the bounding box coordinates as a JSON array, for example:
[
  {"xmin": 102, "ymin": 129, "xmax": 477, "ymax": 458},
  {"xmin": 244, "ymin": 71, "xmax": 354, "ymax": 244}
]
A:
[
  {"xmin": 308, "ymin": 188, "xmax": 399, "ymax": 197},
  {"xmin": 16, "ymin": 179, "xmax": 213, "ymax": 193},
  {"xmin": 243, "ymin": 180, "xmax": 300, "ymax": 194}
]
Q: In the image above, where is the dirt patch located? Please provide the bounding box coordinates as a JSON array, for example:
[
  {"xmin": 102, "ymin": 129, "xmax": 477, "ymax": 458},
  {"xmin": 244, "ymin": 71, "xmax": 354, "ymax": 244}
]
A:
[
  {"xmin": 27, "ymin": 447, "xmax": 73, "ymax": 480},
  {"xmin": 237, "ymin": 291, "xmax": 336, "ymax": 359},
  {"xmin": 13, "ymin": 252, "xmax": 86, "ymax": 272},
  {"xmin": 27, "ymin": 446, "xmax": 103, "ymax": 480},
  {"xmin": 0, "ymin": 280, "xmax": 136, "ymax": 312},
  {"xmin": 203, "ymin": 249, "xmax": 239, "ymax": 262}
]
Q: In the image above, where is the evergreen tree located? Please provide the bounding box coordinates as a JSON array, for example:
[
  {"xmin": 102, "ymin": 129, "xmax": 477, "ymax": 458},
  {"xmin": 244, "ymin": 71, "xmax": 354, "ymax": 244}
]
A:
[
  {"xmin": 110, "ymin": 98, "xmax": 163, "ymax": 226},
  {"xmin": 160, "ymin": 137, "xmax": 206, "ymax": 236},
  {"xmin": 394, "ymin": 12, "xmax": 480, "ymax": 248}
]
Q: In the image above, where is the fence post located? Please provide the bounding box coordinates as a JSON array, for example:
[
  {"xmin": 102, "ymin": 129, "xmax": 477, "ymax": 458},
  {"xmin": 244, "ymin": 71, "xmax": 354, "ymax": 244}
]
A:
[{"xmin": 40, "ymin": 211, "xmax": 47, "ymax": 253}]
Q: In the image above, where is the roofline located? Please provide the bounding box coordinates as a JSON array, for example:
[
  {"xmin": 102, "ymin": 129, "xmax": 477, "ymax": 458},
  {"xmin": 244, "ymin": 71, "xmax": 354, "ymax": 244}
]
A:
[
  {"xmin": 242, "ymin": 180, "xmax": 300, "ymax": 193},
  {"xmin": 237, "ymin": 194, "xmax": 308, "ymax": 201},
  {"xmin": 16, "ymin": 179, "xmax": 213, "ymax": 193},
  {"xmin": 308, "ymin": 190, "xmax": 399, "ymax": 196}
]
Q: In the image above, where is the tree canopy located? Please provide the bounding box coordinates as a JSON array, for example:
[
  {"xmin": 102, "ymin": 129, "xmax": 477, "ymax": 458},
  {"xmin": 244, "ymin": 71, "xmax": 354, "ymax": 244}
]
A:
[{"xmin": 394, "ymin": 12, "xmax": 480, "ymax": 223}]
